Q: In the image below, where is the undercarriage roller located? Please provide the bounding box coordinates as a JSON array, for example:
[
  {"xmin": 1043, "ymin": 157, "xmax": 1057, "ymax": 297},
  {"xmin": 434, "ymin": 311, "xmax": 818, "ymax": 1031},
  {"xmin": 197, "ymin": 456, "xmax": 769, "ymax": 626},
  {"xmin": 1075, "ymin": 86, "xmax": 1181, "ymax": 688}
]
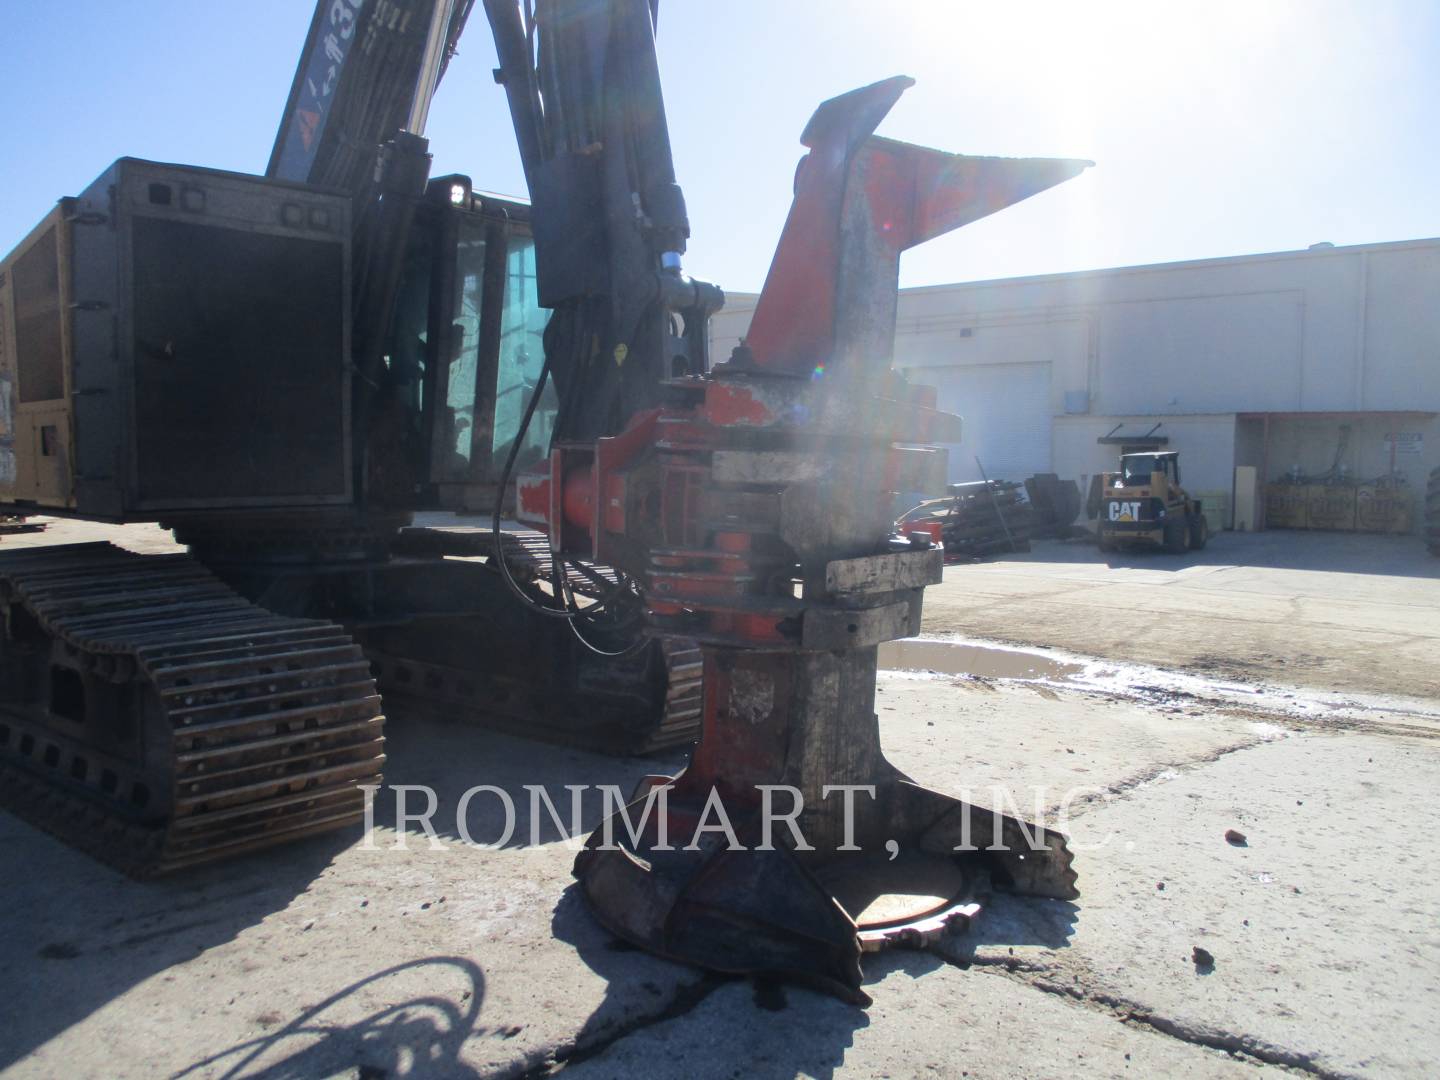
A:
[{"xmin": 0, "ymin": 542, "xmax": 385, "ymax": 876}]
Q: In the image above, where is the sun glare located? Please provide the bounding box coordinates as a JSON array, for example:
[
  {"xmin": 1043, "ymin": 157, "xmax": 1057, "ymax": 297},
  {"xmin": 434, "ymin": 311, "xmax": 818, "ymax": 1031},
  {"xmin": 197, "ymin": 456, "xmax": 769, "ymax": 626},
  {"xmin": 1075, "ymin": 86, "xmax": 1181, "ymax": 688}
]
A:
[{"xmin": 910, "ymin": 0, "xmax": 1295, "ymax": 145}]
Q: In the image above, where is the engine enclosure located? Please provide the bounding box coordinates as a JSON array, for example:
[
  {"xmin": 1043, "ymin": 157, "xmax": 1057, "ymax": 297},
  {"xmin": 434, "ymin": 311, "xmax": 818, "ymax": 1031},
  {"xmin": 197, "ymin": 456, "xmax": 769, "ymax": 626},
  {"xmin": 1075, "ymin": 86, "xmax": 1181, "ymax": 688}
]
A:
[{"xmin": 0, "ymin": 158, "xmax": 352, "ymax": 519}]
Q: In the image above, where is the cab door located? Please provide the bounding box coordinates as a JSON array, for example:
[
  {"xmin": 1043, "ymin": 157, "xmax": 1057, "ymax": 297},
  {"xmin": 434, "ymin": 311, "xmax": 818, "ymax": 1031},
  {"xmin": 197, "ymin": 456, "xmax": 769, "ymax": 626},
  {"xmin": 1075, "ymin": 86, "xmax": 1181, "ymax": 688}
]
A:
[{"xmin": 387, "ymin": 187, "xmax": 555, "ymax": 513}]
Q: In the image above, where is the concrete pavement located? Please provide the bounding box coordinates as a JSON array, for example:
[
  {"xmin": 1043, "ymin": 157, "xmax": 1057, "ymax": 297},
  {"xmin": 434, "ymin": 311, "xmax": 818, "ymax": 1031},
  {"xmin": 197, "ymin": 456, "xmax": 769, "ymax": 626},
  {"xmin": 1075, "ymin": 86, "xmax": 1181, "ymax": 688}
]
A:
[
  {"xmin": 921, "ymin": 531, "xmax": 1440, "ymax": 699},
  {"xmin": 6, "ymin": 675, "xmax": 1437, "ymax": 1078},
  {"xmin": 1, "ymin": 519, "xmax": 1438, "ymax": 1078}
]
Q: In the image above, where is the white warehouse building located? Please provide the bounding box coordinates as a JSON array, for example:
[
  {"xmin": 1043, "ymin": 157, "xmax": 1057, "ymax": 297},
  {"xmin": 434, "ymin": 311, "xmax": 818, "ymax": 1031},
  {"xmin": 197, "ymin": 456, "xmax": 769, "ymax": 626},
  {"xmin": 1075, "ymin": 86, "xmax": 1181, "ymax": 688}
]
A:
[{"xmin": 710, "ymin": 237, "xmax": 1440, "ymax": 532}]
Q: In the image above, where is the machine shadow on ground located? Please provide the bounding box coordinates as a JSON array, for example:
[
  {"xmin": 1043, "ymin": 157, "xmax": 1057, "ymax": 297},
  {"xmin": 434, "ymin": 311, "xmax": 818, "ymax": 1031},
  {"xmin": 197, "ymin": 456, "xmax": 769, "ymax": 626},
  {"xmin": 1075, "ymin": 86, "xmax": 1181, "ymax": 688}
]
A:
[
  {"xmin": 168, "ymin": 956, "xmax": 488, "ymax": 1080},
  {"xmin": 551, "ymin": 883, "xmax": 872, "ymax": 1080},
  {"xmin": 1014, "ymin": 532, "xmax": 1439, "ymax": 578},
  {"xmin": 0, "ymin": 711, "xmax": 683, "ymax": 1073},
  {"xmin": 367, "ymin": 710, "xmax": 691, "ymax": 849},
  {"xmin": 0, "ymin": 826, "xmax": 352, "ymax": 1073}
]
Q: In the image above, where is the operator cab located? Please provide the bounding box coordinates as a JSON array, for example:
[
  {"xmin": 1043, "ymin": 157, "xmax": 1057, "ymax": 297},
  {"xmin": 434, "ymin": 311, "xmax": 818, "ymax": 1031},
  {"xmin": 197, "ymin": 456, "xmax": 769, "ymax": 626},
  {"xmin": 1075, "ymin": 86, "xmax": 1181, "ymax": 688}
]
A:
[
  {"xmin": 1116, "ymin": 451, "xmax": 1180, "ymax": 489},
  {"xmin": 384, "ymin": 174, "xmax": 555, "ymax": 513}
]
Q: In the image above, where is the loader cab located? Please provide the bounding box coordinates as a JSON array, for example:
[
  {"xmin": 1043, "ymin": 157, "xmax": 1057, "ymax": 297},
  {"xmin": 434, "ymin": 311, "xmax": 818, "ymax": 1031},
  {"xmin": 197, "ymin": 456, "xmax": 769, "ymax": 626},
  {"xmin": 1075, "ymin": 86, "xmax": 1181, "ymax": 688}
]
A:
[
  {"xmin": 1100, "ymin": 449, "xmax": 1206, "ymax": 553},
  {"xmin": 384, "ymin": 175, "xmax": 556, "ymax": 512},
  {"xmin": 1116, "ymin": 451, "xmax": 1179, "ymax": 492}
]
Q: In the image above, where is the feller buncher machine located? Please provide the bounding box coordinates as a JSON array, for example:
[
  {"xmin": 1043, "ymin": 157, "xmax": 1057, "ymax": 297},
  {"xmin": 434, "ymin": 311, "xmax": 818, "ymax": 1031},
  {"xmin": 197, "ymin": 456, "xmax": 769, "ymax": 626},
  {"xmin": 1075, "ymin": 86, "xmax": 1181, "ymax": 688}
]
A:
[{"xmin": 0, "ymin": 0, "xmax": 1089, "ymax": 998}]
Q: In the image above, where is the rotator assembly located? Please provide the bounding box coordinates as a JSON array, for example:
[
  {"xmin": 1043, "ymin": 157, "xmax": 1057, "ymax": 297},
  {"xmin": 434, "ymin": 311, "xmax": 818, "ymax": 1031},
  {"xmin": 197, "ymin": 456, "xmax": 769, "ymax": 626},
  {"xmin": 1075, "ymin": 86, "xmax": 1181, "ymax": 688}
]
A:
[{"xmin": 522, "ymin": 77, "xmax": 1092, "ymax": 999}]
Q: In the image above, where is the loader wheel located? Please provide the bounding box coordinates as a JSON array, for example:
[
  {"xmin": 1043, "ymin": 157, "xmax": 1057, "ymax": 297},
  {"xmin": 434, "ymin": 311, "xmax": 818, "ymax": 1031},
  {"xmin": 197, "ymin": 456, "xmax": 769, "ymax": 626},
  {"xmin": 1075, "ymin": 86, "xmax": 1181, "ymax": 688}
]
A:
[
  {"xmin": 1163, "ymin": 519, "xmax": 1190, "ymax": 554},
  {"xmin": 1189, "ymin": 514, "xmax": 1209, "ymax": 551}
]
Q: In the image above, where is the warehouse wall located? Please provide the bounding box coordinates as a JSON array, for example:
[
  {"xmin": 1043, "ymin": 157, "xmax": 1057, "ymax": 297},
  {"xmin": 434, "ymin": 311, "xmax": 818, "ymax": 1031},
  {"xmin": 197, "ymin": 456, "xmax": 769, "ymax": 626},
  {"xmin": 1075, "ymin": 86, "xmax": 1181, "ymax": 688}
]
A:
[
  {"xmin": 707, "ymin": 239, "xmax": 1440, "ymax": 514},
  {"xmin": 1263, "ymin": 413, "xmax": 1438, "ymax": 498},
  {"xmin": 1094, "ymin": 292, "xmax": 1300, "ymax": 414},
  {"xmin": 892, "ymin": 238, "xmax": 1440, "ymax": 418},
  {"xmin": 1361, "ymin": 247, "xmax": 1440, "ymax": 410},
  {"xmin": 1053, "ymin": 414, "xmax": 1238, "ymax": 499}
]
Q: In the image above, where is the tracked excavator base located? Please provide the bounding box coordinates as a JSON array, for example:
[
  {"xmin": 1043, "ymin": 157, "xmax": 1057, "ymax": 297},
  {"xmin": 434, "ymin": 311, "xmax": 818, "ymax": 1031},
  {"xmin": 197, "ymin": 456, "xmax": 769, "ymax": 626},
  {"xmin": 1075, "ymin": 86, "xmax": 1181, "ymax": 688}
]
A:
[
  {"xmin": 363, "ymin": 526, "xmax": 703, "ymax": 755},
  {"xmin": 173, "ymin": 521, "xmax": 704, "ymax": 757},
  {"xmin": 0, "ymin": 543, "xmax": 386, "ymax": 876}
]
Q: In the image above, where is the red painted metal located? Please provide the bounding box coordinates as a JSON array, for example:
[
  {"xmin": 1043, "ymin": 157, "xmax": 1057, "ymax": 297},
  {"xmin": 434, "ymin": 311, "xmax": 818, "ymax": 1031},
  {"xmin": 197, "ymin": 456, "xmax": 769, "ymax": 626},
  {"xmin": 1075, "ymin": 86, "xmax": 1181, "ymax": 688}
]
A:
[
  {"xmin": 592, "ymin": 409, "xmax": 662, "ymax": 563},
  {"xmin": 743, "ymin": 77, "xmax": 1091, "ymax": 379},
  {"xmin": 715, "ymin": 532, "xmax": 751, "ymax": 554},
  {"xmin": 515, "ymin": 467, "xmax": 551, "ymax": 527},
  {"xmin": 699, "ymin": 382, "xmax": 774, "ymax": 427},
  {"xmin": 602, "ymin": 473, "xmax": 627, "ymax": 537},
  {"xmin": 743, "ymin": 77, "xmax": 913, "ymax": 377},
  {"xmin": 561, "ymin": 467, "xmax": 594, "ymax": 533},
  {"xmin": 862, "ymin": 136, "xmax": 1093, "ymax": 249}
]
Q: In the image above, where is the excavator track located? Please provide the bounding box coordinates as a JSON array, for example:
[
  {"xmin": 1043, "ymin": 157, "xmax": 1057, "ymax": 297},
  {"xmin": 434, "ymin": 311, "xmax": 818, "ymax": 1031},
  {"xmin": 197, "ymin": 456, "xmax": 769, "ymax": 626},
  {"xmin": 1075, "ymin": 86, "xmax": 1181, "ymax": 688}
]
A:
[
  {"xmin": 652, "ymin": 639, "xmax": 706, "ymax": 751},
  {"xmin": 375, "ymin": 526, "xmax": 705, "ymax": 755},
  {"xmin": 0, "ymin": 543, "xmax": 385, "ymax": 876},
  {"xmin": 368, "ymin": 637, "xmax": 702, "ymax": 756}
]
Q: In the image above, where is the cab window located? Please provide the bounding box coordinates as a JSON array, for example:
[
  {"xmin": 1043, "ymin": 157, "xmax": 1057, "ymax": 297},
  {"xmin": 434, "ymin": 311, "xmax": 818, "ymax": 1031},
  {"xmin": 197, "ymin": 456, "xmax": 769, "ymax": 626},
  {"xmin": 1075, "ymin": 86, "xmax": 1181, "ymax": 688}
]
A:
[
  {"xmin": 435, "ymin": 218, "xmax": 488, "ymax": 478},
  {"xmin": 491, "ymin": 234, "xmax": 555, "ymax": 472},
  {"xmin": 1121, "ymin": 456, "xmax": 1156, "ymax": 486}
]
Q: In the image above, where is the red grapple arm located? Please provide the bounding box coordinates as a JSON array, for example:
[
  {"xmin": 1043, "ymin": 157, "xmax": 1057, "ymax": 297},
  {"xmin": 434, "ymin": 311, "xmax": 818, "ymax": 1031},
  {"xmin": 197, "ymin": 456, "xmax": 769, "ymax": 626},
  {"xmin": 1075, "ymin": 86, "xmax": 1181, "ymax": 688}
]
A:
[
  {"xmin": 555, "ymin": 77, "xmax": 1091, "ymax": 1002},
  {"xmin": 743, "ymin": 76, "xmax": 1091, "ymax": 378}
]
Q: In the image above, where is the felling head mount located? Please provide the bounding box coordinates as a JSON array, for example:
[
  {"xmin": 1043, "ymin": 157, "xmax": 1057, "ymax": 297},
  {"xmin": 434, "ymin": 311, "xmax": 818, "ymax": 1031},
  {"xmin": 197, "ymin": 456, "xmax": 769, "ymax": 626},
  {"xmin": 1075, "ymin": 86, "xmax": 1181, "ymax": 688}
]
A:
[{"xmin": 565, "ymin": 77, "xmax": 1090, "ymax": 1002}]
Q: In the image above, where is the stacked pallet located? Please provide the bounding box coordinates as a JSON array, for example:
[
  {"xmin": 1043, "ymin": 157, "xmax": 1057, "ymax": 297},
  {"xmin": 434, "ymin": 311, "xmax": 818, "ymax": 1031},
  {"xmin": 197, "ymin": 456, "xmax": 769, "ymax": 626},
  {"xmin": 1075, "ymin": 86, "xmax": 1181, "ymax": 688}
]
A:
[{"xmin": 1266, "ymin": 478, "xmax": 1414, "ymax": 533}]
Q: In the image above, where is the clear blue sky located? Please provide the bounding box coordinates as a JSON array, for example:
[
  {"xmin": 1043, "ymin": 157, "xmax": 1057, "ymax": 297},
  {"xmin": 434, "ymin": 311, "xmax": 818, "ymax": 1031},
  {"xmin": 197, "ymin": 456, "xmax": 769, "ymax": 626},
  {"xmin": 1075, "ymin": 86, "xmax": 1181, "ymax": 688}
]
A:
[{"xmin": 4, "ymin": 1, "xmax": 1438, "ymax": 291}]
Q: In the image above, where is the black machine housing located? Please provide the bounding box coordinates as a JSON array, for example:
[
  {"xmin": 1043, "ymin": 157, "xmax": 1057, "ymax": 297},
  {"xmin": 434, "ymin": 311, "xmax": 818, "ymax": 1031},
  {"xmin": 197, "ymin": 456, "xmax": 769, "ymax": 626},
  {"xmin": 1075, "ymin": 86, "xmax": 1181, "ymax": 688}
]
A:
[
  {"xmin": 0, "ymin": 157, "xmax": 559, "ymax": 526},
  {"xmin": 0, "ymin": 159, "xmax": 354, "ymax": 519}
]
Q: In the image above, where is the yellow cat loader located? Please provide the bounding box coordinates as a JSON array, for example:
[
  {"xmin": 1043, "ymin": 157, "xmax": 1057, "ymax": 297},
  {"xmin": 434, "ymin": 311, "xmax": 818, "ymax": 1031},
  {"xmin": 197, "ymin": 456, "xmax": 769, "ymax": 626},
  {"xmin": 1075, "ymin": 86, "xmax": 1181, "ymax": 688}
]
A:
[{"xmin": 1098, "ymin": 450, "xmax": 1209, "ymax": 553}]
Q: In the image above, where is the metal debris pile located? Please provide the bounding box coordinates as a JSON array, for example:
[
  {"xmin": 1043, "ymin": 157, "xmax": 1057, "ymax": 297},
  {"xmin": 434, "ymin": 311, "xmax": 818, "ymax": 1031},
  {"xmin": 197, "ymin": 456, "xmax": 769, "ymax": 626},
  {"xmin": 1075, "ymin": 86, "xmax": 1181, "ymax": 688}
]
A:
[{"xmin": 898, "ymin": 474, "xmax": 1081, "ymax": 560}]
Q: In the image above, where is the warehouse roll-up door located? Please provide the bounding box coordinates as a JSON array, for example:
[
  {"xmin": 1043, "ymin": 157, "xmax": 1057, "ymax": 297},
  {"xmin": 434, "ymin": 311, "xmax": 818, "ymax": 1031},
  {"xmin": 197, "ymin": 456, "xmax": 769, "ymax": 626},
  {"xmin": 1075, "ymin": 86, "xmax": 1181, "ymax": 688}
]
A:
[{"xmin": 905, "ymin": 362, "xmax": 1052, "ymax": 484}]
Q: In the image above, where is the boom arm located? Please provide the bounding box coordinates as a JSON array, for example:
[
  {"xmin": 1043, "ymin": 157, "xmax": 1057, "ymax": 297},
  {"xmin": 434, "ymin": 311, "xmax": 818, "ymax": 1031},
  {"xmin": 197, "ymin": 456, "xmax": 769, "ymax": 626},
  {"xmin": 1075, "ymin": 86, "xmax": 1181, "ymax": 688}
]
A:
[
  {"xmin": 484, "ymin": 0, "xmax": 721, "ymax": 442},
  {"xmin": 273, "ymin": 0, "xmax": 718, "ymax": 504},
  {"xmin": 268, "ymin": 0, "xmax": 474, "ymax": 196},
  {"xmin": 272, "ymin": 0, "xmax": 482, "ymax": 511}
]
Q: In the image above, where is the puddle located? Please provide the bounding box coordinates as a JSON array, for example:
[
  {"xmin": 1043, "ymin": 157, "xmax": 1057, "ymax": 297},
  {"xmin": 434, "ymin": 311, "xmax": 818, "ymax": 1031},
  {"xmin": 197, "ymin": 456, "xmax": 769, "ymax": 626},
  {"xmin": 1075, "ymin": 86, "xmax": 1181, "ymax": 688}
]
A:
[
  {"xmin": 878, "ymin": 635, "xmax": 1440, "ymax": 731},
  {"xmin": 879, "ymin": 639, "xmax": 1083, "ymax": 681}
]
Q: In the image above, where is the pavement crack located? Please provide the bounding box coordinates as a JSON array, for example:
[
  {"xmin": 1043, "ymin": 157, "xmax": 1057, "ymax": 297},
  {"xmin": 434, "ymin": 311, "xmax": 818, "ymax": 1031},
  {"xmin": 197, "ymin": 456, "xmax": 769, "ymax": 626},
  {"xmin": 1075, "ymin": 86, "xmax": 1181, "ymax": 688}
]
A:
[
  {"xmin": 1047, "ymin": 737, "xmax": 1267, "ymax": 818},
  {"xmin": 1019, "ymin": 975, "xmax": 1358, "ymax": 1080},
  {"xmin": 935, "ymin": 951, "xmax": 1356, "ymax": 1079}
]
